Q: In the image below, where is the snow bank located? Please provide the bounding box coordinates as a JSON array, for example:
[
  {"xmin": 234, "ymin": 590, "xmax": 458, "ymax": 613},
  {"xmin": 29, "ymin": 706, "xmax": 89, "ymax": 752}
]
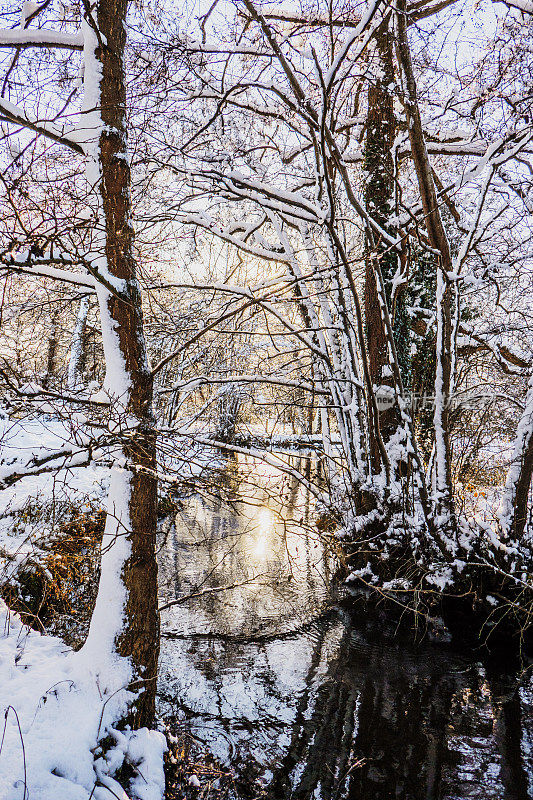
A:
[
  {"xmin": 0, "ymin": 417, "xmax": 166, "ymax": 800},
  {"xmin": 0, "ymin": 601, "xmax": 166, "ymax": 800}
]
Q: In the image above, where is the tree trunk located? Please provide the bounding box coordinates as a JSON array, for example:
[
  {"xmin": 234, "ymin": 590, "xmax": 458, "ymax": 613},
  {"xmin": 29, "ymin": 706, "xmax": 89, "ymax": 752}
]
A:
[
  {"xmin": 67, "ymin": 296, "xmax": 89, "ymax": 389},
  {"xmin": 364, "ymin": 22, "xmax": 399, "ymax": 471},
  {"xmin": 499, "ymin": 374, "xmax": 533, "ymax": 544},
  {"xmin": 396, "ymin": 4, "xmax": 457, "ymax": 540},
  {"xmin": 81, "ymin": 0, "xmax": 159, "ymax": 728},
  {"xmin": 42, "ymin": 309, "xmax": 59, "ymax": 388},
  {"xmin": 215, "ymin": 385, "xmax": 242, "ymax": 443}
]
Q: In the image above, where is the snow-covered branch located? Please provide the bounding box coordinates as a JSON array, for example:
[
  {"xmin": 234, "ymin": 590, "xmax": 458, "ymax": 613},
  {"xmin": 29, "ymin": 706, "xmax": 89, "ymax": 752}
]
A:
[
  {"xmin": 0, "ymin": 28, "xmax": 83, "ymax": 49},
  {"xmin": 0, "ymin": 97, "xmax": 83, "ymax": 154}
]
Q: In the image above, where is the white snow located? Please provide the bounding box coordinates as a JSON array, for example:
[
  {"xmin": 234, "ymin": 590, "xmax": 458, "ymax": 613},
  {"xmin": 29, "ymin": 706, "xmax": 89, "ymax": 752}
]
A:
[
  {"xmin": 0, "ymin": 416, "xmax": 106, "ymax": 514},
  {"xmin": 0, "ymin": 96, "xmax": 77, "ymax": 146},
  {"xmin": 67, "ymin": 298, "xmax": 90, "ymax": 391},
  {"xmin": 497, "ymin": 371, "xmax": 533, "ymax": 536},
  {"xmin": 18, "ymin": 1, "xmax": 38, "ymax": 27},
  {"xmin": 0, "ymin": 28, "xmax": 83, "ymax": 49},
  {"xmin": 504, "ymin": 0, "xmax": 533, "ymax": 13},
  {"xmin": 80, "ymin": 468, "xmax": 132, "ymax": 676},
  {"xmin": 0, "ymin": 601, "xmax": 166, "ymax": 800},
  {"xmin": 0, "ymin": 415, "xmax": 166, "ymax": 800}
]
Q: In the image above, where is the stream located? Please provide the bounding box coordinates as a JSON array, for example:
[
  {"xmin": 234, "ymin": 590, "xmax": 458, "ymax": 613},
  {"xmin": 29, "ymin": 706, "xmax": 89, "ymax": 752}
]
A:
[{"xmin": 157, "ymin": 455, "xmax": 533, "ymax": 799}]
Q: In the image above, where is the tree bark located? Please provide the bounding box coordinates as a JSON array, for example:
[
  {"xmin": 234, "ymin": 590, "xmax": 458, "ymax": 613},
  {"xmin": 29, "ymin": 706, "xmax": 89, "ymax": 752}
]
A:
[
  {"xmin": 84, "ymin": 0, "xmax": 159, "ymax": 727},
  {"xmin": 396, "ymin": 4, "xmax": 456, "ymax": 538},
  {"xmin": 67, "ymin": 296, "xmax": 89, "ymax": 389},
  {"xmin": 43, "ymin": 309, "xmax": 59, "ymax": 388},
  {"xmin": 500, "ymin": 374, "xmax": 533, "ymax": 543},
  {"xmin": 364, "ymin": 22, "xmax": 399, "ymax": 470}
]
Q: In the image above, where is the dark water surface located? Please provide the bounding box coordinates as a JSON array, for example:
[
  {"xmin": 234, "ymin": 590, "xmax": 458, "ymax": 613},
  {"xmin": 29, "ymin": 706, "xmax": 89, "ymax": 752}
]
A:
[{"xmin": 157, "ymin": 456, "xmax": 533, "ymax": 799}]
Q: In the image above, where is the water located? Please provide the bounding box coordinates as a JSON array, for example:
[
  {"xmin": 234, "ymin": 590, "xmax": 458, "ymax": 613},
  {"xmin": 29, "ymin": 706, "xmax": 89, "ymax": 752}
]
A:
[{"xmin": 157, "ymin": 455, "xmax": 533, "ymax": 799}]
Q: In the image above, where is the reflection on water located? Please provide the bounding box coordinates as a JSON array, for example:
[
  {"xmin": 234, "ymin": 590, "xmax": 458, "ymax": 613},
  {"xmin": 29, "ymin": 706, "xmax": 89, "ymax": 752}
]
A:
[
  {"xmin": 157, "ymin": 455, "xmax": 533, "ymax": 799},
  {"xmin": 158, "ymin": 455, "xmax": 331, "ymax": 639}
]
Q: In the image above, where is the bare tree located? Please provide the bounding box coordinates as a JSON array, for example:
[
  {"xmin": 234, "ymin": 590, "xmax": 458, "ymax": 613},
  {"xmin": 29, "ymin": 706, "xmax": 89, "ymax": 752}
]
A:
[
  {"xmin": 0, "ymin": 0, "xmax": 158, "ymax": 726},
  {"xmin": 135, "ymin": 0, "xmax": 533, "ymax": 600}
]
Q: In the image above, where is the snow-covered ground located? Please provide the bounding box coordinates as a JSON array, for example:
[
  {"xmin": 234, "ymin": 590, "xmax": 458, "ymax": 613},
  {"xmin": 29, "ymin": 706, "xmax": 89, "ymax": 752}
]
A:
[
  {"xmin": 0, "ymin": 415, "xmax": 168, "ymax": 800},
  {"xmin": 0, "ymin": 601, "xmax": 166, "ymax": 800}
]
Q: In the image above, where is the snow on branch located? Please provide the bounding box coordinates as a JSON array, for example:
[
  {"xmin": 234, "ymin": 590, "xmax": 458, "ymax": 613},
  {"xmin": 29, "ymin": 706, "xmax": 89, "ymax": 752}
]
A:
[
  {"xmin": 398, "ymin": 127, "xmax": 533, "ymax": 231},
  {"xmin": 175, "ymin": 431, "xmax": 324, "ymax": 499},
  {"xmin": 260, "ymin": 0, "xmax": 457, "ymax": 25},
  {"xmin": 0, "ymin": 369, "xmax": 108, "ymax": 407},
  {"xmin": 0, "ymin": 97, "xmax": 83, "ymax": 154},
  {"xmin": 166, "ymin": 374, "xmax": 327, "ymax": 396},
  {"xmin": 180, "ymin": 212, "xmax": 291, "ymax": 264},
  {"xmin": 500, "ymin": 0, "xmax": 533, "ymax": 13},
  {"xmin": 0, "ymin": 28, "xmax": 83, "ymax": 49},
  {"xmin": 0, "ymin": 443, "xmax": 95, "ymax": 489},
  {"xmin": 0, "ymin": 257, "xmax": 96, "ymax": 290},
  {"xmin": 456, "ymin": 325, "xmax": 531, "ymax": 374},
  {"xmin": 0, "ymin": 248, "xmax": 127, "ymax": 297},
  {"xmin": 201, "ymin": 168, "xmax": 326, "ymax": 224}
]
